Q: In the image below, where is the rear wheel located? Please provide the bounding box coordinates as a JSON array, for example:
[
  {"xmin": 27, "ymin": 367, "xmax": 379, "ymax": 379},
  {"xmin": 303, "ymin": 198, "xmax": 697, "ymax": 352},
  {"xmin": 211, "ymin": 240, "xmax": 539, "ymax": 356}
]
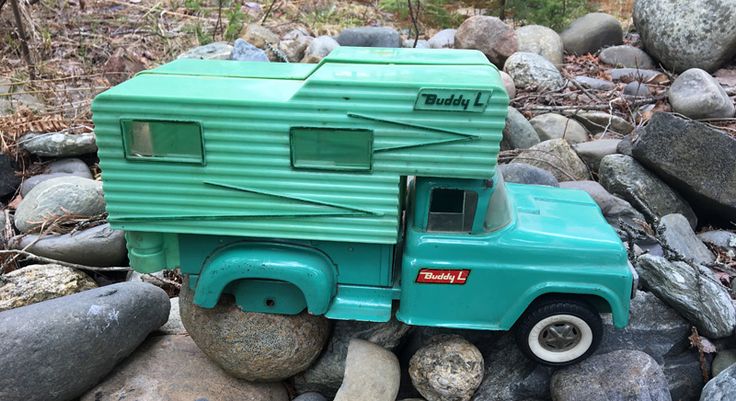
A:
[{"xmin": 514, "ymin": 299, "xmax": 602, "ymax": 366}]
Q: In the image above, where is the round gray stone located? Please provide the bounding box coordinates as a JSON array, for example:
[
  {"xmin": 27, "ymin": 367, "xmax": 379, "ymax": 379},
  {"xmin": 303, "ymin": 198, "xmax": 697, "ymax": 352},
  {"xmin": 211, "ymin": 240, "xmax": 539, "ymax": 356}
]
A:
[
  {"xmin": 529, "ymin": 113, "xmax": 588, "ymax": 143},
  {"xmin": 669, "ymin": 68, "xmax": 735, "ymax": 119},
  {"xmin": 302, "ymin": 36, "xmax": 340, "ymax": 63},
  {"xmin": 403, "ymin": 39, "xmax": 430, "ymax": 48},
  {"xmin": 231, "ymin": 38, "xmax": 269, "ymax": 62},
  {"xmin": 336, "ymin": 27, "xmax": 401, "ymax": 48},
  {"xmin": 623, "ymin": 81, "xmax": 651, "ymax": 97},
  {"xmin": 503, "ymin": 52, "xmax": 565, "ymax": 91},
  {"xmin": 572, "ymin": 139, "xmax": 621, "ymax": 172},
  {"xmin": 428, "ymin": 29, "xmax": 455, "ymax": 49},
  {"xmin": 14, "ymin": 223, "xmax": 127, "ymax": 267},
  {"xmin": 610, "ymin": 67, "xmax": 664, "ymax": 82},
  {"xmin": 499, "ymin": 163, "xmax": 559, "ymax": 187},
  {"xmin": 455, "ymin": 16, "xmax": 517, "ymax": 67},
  {"xmin": 177, "ymin": 42, "xmax": 233, "ymax": 60},
  {"xmin": 561, "ymin": 13, "xmax": 623, "ymax": 55},
  {"xmin": 294, "ymin": 392, "xmax": 328, "ymax": 401},
  {"xmin": 516, "ymin": 25, "xmax": 564, "ymax": 66},
  {"xmin": 575, "ymin": 76, "xmax": 615, "ymax": 91},
  {"xmin": 20, "ymin": 132, "xmax": 97, "ymax": 157},
  {"xmin": 333, "ymin": 339, "xmax": 400, "ymax": 401},
  {"xmin": 700, "ymin": 364, "xmax": 736, "ymax": 401},
  {"xmin": 0, "ymin": 264, "xmax": 97, "ymax": 312},
  {"xmin": 501, "ymin": 107, "xmax": 539, "ymax": 151},
  {"xmin": 572, "ymin": 111, "xmax": 634, "ymax": 136},
  {"xmin": 512, "ymin": 138, "xmax": 591, "ymax": 182},
  {"xmin": 599, "ymin": 45, "xmax": 655, "ymax": 69},
  {"xmin": 499, "ymin": 71, "xmax": 516, "ymax": 99},
  {"xmin": 409, "ymin": 335, "xmax": 483, "ymax": 401},
  {"xmin": 712, "ymin": 350, "xmax": 736, "ymax": 377}
]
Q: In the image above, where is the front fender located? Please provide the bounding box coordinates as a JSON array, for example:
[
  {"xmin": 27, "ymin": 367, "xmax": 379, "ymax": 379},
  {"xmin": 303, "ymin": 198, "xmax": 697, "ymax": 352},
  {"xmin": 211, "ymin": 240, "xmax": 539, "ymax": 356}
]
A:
[{"xmin": 193, "ymin": 242, "xmax": 337, "ymax": 315}]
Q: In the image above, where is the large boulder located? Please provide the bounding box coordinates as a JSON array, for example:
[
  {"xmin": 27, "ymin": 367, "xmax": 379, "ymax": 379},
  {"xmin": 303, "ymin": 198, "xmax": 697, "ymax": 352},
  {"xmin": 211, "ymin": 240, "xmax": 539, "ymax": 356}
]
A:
[
  {"xmin": 179, "ymin": 280, "xmax": 330, "ymax": 381},
  {"xmin": 598, "ymin": 154, "xmax": 697, "ymax": 227},
  {"xmin": 657, "ymin": 214, "xmax": 715, "ymax": 265},
  {"xmin": 512, "ymin": 138, "xmax": 590, "ymax": 182},
  {"xmin": 0, "ymin": 264, "xmax": 97, "ymax": 312},
  {"xmin": 81, "ymin": 335, "xmax": 288, "ymax": 401},
  {"xmin": 501, "ymin": 107, "xmax": 539, "ymax": 151},
  {"xmin": 454, "ymin": 16, "xmax": 517, "ymax": 67},
  {"xmin": 14, "ymin": 176, "xmax": 106, "ymax": 234},
  {"xmin": 637, "ymin": 254, "xmax": 736, "ymax": 338},
  {"xmin": 550, "ymin": 350, "xmax": 671, "ymax": 401},
  {"xmin": 0, "ymin": 282, "xmax": 169, "ymax": 401},
  {"xmin": 700, "ymin": 364, "xmax": 736, "ymax": 401},
  {"xmin": 515, "ymin": 25, "xmax": 564, "ymax": 66},
  {"xmin": 409, "ymin": 336, "xmax": 483, "ymax": 401},
  {"xmin": 599, "ymin": 45, "xmax": 656, "ymax": 69},
  {"xmin": 14, "ymin": 223, "xmax": 127, "ymax": 267},
  {"xmin": 334, "ymin": 339, "xmax": 400, "ymax": 401},
  {"xmin": 499, "ymin": 163, "xmax": 559, "ymax": 187},
  {"xmin": 631, "ymin": 112, "xmax": 736, "ymax": 223},
  {"xmin": 503, "ymin": 52, "xmax": 565, "ymax": 91},
  {"xmin": 20, "ymin": 132, "xmax": 97, "ymax": 157},
  {"xmin": 669, "ymin": 68, "xmax": 735, "ymax": 119},
  {"xmin": 336, "ymin": 27, "xmax": 401, "ymax": 48},
  {"xmin": 633, "ymin": 0, "xmax": 736, "ymax": 72},
  {"xmin": 560, "ymin": 13, "xmax": 624, "ymax": 55},
  {"xmin": 529, "ymin": 113, "xmax": 588, "ymax": 144},
  {"xmin": 302, "ymin": 36, "xmax": 340, "ymax": 63}
]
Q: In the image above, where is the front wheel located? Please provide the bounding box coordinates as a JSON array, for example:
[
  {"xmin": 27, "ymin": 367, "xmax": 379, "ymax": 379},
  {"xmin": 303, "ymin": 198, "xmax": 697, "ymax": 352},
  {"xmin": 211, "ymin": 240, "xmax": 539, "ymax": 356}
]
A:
[{"xmin": 514, "ymin": 299, "xmax": 602, "ymax": 366}]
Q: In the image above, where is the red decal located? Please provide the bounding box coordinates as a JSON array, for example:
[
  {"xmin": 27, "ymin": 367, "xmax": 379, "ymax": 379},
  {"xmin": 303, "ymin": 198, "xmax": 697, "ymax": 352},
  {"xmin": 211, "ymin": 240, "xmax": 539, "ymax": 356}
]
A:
[{"xmin": 416, "ymin": 269, "xmax": 470, "ymax": 284}]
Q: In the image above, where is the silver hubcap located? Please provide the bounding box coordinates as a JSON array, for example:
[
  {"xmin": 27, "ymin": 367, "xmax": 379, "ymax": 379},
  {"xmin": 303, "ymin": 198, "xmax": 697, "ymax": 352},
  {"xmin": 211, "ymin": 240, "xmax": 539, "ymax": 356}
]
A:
[{"xmin": 538, "ymin": 322, "xmax": 582, "ymax": 352}]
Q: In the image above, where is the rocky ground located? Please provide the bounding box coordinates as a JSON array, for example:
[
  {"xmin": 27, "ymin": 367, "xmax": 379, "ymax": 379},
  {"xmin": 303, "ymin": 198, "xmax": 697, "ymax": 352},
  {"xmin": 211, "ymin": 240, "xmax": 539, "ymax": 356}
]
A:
[{"xmin": 1, "ymin": 0, "xmax": 736, "ymax": 400}]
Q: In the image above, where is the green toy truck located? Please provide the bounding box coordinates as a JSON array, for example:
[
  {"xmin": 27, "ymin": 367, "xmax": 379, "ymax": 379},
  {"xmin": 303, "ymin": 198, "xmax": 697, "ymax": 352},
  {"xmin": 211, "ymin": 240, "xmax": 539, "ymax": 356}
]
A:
[{"xmin": 92, "ymin": 47, "xmax": 636, "ymax": 366}]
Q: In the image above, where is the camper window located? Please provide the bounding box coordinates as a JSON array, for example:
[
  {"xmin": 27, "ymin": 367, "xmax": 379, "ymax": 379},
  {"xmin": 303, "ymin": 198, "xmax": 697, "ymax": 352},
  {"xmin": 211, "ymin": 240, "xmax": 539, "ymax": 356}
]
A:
[
  {"xmin": 290, "ymin": 127, "xmax": 373, "ymax": 171},
  {"xmin": 121, "ymin": 120, "xmax": 204, "ymax": 164},
  {"xmin": 427, "ymin": 189, "xmax": 478, "ymax": 233}
]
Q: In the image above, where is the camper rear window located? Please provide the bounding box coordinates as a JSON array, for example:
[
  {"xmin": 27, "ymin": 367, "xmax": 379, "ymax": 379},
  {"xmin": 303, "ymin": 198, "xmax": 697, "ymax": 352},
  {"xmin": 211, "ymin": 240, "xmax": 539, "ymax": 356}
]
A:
[
  {"xmin": 290, "ymin": 128, "xmax": 373, "ymax": 171},
  {"xmin": 121, "ymin": 120, "xmax": 204, "ymax": 164}
]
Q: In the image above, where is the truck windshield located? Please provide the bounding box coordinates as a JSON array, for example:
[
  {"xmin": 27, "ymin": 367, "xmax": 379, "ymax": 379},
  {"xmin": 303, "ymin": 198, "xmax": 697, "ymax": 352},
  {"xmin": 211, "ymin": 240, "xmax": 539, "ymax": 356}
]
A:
[{"xmin": 484, "ymin": 173, "xmax": 513, "ymax": 232}]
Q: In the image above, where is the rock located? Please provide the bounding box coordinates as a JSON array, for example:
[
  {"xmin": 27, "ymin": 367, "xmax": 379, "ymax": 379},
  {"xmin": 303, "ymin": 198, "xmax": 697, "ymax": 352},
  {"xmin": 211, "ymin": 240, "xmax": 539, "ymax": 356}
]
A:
[
  {"xmin": 14, "ymin": 223, "xmax": 127, "ymax": 267},
  {"xmin": 0, "ymin": 282, "xmax": 169, "ymax": 401},
  {"xmin": 559, "ymin": 180, "xmax": 646, "ymax": 230},
  {"xmin": 179, "ymin": 279, "xmax": 330, "ymax": 381},
  {"xmin": 302, "ymin": 36, "xmax": 340, "ymax": 63},
  {"xmin": 662, "ymin": 351, "xmax": 705, "ymax": 401},
  {"xmin": 336, "ymin": 27, "xmax": 401, "ymax": 48},
  {"xmin": 158, "ymin": 297, "xmax": 186, "ymax": 335},
  {"xmin": 0, "ymin": 77, "xmax": 44, "ymax": 114},
  {"xmin": 21, "ymin": 158, "xmax": 93, "ymax": 196},
  {"xmin": 512, "ymin": 139, "xmax": 590, "ymax": 182},
  {"xmin": 633, "ymin": 0, "xmax": 736, "ymax": 73},
  {"xmin": 550, "ymin": 350, "xmax": 671, "ymax": 401},
  {"xmin": 0, "ymin": 154, "xmax": 20, "ymax": 199},
  {"xmin": 177, "ymin": 42, "xmax": 233, "ymax": 60},
  {"xmin": 294, "ymin": 318, "xmax": 411, "ymax": 397},
  {"xmin": 403, "ymin": 39, "xmax": 430, "ymax": 49},
  {"xmin": 669, "ymin": 68, "xmax": 735, "ymax": 119},
  {"xmin": 713, "ymin": 350, "xmax": 736, "ymax": 377},
  {"xmin": 658, "ymin": 214, "xmax": 715, "ymax": 264},
  {"xmin": 575, "ymin": 76, "xmax": 615, "ymax": 91},
  {"xmin": 241, "ymin": 23, "xmax": 279, "ymax": 49},
  {"xmin": 637, "ymin": 254, "xmax": 736, "ymax": 338},
  {"xmin": 631, "ymin": 112, "xmax": 736, "ymax": 223},
  {"xmin": 454, "ymin": 16, "xmax": 517, "ymax": 67},
  {"xmin": 515, "ymin": 25, "xmax": 564, "ymax": 66},
  {"xmin": 529, "ymin": 113, "xmax": 588, "ymax": 144},
  {"xmin": 598, "ymin": 154, "xmax": 697, "ymax": 227},
  {"xmin": 231, "ymin": 38, "xmax": 269, "ymax": 62},
  {"xmin": 599, "ymin": 45, "xmax": 655, "ymax": 69},
  {"xmin": 279, "ymin": 29, "xmax": 313, "ymax": 62},
  {"xmin": 0, "ymin": 264, "xmax": 97, "ymax": 312},
  {"xmin": 409, "ymin": 336, "xmax": 484, "ymax": 401},
  {"xmin": 503, "ymin": 52, "xmax": 565, "ymax": 91},
  {"xmin": 14, "ymin": 176, "xmax": 106, "ymax": 234},
  {"xmin": 623, "ymin": 81, "xmax": 651, "ymax": 97},
  {"xmin": 572, "ymin": 111, "xmax": 634, "ymax": 136},
  {"xmin": 617, "ymin": 134, "xmax": 634, "ymax": 156},
  {"xmin": 428, "ymin": 29, "xmax": 455, "ymax": 49},
  {"xmin": 500, "ymin": 71, "xmax": 516, "ymax": 98},
  {"xmin": 334, "ymin": 339, "xmax": 400, "ymax": 401},
  {"xmin": 610, "ymin": 68, "xmax": 665, "ymax": 82},
  {"xmin": 81, "ymin": 335, "xmax": 288, "ymax": 401},
  {"xmin": 294, "ymin": 393, "xmax": 328, "ymax": 401},
  {"xmin": 573, "ymin": 139, "xmax": 621, "ymax": 171},
  {"xmin": 499, "ymin": 163, "xmax": 559, "ymax": 187},
  {"xmin": 699, "ymin": 230, "xmax": 736, "ymax": 253},
  {"xmin": 501, "ymin": 107, "xmax": 539, "ymax": 150},
  {"xmin": 700, "ymin": 364, "xmax": 736, "ymax": 401},
  {"xmin": 19, "ymin": 131, "xmax": 97, "ymax": 157},
  {"xmin": 561, "ymin": 13, "xmax": 624, "ymax": 55}
]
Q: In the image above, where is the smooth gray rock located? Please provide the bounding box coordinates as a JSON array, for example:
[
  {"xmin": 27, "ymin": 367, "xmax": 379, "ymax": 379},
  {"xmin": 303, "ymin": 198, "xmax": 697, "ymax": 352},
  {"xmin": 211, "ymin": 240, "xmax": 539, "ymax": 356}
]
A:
[
  {"xmin": 157, "ymin": 297, "xmax": 186, "ymax": 335},
  {"xmin": 573, "ymin": 139, "xmax": 621, "ymax": 171},
  {"xmin": 559, "ymin": 180, "xmax": 646, "ymax": 232},
  {"xmin": 455, "ymin": 16, "xmax": 517, "ymax": 67},
  {"xmin": 561, "ymin": 13, "xmax": 624, "ymax": 55},
  {"xmin": 302, "ymin": 36, "xmax": 340, "ymax": 63},
  {"xmin": 699, "ymin": 230, "xmax": 736, "ymax": 254},
  {"xmin": 623, "ymin": 81, "xmax": 651, "ymax": 97},
  {"xmin": 529, "ymin": 113, "xmax": 588, "ymax": 144},
  {"xmin": 575, "ymin": 76, "xmax": 615, "ymax": 91},
  {"xmin": 632, "ymin": 112, "xmax": 736, "ymax": 223},
  {"xmin": 15, "ymin": 223, "xmax": 127, "ymax": 267},
  {"xmin": 180, "ymin": 278, "xmax": 330, "ymax": 381},
  {"xmin": 658, "ymin": 214, "xmax": 715, "ymax": 264},
  {"xmin": 712, "ymin": 350, "xmax": 736, "ymax": 377},
  {"xmin": 177, "ymin": 42, "xmax": 233, "ymax": 60},
  {"xmin": 662, "ymin": 351, "xmax": 705, "ymax": 401},
  {"xmin": 20, "ymin": 131, "xmax": 97, "ymax": 157},
  {"xmin": 231, "ymin": 38, "xmax": 269, "ymax": 62},
  {"xmin": 81, "ymin": 335, "xmax": 288, "ymax": 401},
  {"xmin": 500, "ymin": 71, "xmax": 516, "ymax": 98},
  {"xmin": 22, "ymin": 158, "xmax": 94, "ymax": 196},
  {"xmin": 501, "ymin": 107, "xmax": 539, "ymax": 150},
  {"xmin": 0, "ymin": 264, "xmax": 97, "ymax": 312},
  {"xmin": 294, "ymin": 393, "xmax": 328, "ymax": 401},
  {"xmin": 515, "ymin": 25, "xmax": 564, "ymax": 66},
  {"xmin": 636, "ymin": 254, "xmax": 736, "ymax": 338},
  {"xmin": 598, "ymin": 154, "xmax": 697, "ymax": 227},
  {"xmin": 0, "ymin": 282, "xmax": 169, "ymax": 401},
  {"xmin": 504, "ymin": 52, "xmax": 565, "ymax": 91},
  {"xmin": 669, "ymin": 68, "xmax": 735, "ymax": 119},
  {"xmin": 512, "ymin": 139, "xmax": 590, "ymax": 182},
  {"xmin": 499, "ymin": 163, "xmax": 559, "ymax": 187},
  {"xmin": 336, "ymin": 27, "xmax": 401, "ymax": 48},
  {"xmin": 428, "ymin": 29, "xmax": 455, "ymax": 49},
  {"xmin": 551, "ymin": 350, "xmax": 671, "ymax": 401},
  {"xmin": 617, "ymin": 134, "xmax": 634, "ymax": 156},
  {"xmin": 334, "ymin": 339, "xmax": 400, "ymax": 401},
  {"xmin": 700, "ymin": 364, "xmax": 736, "ymax": 401},
  {"xmin": 0, "ymin": 154, "xmax": 20, "ymax": 199},
  {"xmin": 279, "ymin": 29, "xmax": 313, "ymax": 62},
  {"xmin": 403, "ymin": 39, "xmax": 430, "ymax": 48},
  {"xmin": 633, "ymin": 0, "xmax": 736, "ymax": 72},
  {"xmin": 610, "ymin": 68, "xmax": 664, "ymax": 82},
  {"xmin": 599, "ymin": 45, "xmax": 655, "ymax": 69},
  {"xmin": 295, "ymin": 318, "xmax": 411, "ymax": 397},
  {"xmin": 409, "ymin": 336, "xmax": 483, "ymax": 401},
  {"xmin": 572, "ymin": 111, "xmax": 634, "ymax": 136}
]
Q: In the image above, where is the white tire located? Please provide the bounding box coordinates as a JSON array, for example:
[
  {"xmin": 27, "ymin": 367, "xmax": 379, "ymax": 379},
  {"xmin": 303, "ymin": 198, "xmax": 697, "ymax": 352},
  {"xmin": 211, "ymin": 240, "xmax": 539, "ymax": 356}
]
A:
[{"xmin": 527, "ymin": 314, "xmax": 593, "ymax": 364}]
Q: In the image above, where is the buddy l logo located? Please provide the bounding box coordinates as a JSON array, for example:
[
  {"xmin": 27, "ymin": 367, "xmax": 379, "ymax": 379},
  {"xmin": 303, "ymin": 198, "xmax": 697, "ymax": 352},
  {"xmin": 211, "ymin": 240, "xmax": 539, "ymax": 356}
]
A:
[
  {"xmin": 416, "ymin": 269, "xmax": 470, "ymax": 284},
  {"xmin": 414, "ymin": 89, "xmax": 492, "ymax": 113}
]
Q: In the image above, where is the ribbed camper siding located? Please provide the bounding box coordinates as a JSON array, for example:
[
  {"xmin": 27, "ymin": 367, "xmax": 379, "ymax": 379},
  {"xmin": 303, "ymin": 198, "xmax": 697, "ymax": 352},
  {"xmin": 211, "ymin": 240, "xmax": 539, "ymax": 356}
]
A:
[{"xmin": 93, "ymin": 61, "xmax": 507, "ymax": 245}]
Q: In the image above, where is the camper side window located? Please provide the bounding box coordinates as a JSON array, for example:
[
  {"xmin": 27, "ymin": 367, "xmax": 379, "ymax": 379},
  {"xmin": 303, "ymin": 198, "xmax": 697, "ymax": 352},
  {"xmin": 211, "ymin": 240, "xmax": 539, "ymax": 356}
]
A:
[
  {"xmin": 121, "ymin": 120, "xmax": 204, "ymax": 164},
  {"xmin": 290, "ymin": 127, "xmax": 373, "ymax": 171}
]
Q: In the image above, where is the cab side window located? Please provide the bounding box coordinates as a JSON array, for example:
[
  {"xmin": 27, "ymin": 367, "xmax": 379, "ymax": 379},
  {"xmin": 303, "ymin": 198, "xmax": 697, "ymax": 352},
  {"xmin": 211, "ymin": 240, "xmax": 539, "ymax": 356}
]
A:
[{"xmin": 427, "ymin": 188, "xmax": 478, "ymax": 233}]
